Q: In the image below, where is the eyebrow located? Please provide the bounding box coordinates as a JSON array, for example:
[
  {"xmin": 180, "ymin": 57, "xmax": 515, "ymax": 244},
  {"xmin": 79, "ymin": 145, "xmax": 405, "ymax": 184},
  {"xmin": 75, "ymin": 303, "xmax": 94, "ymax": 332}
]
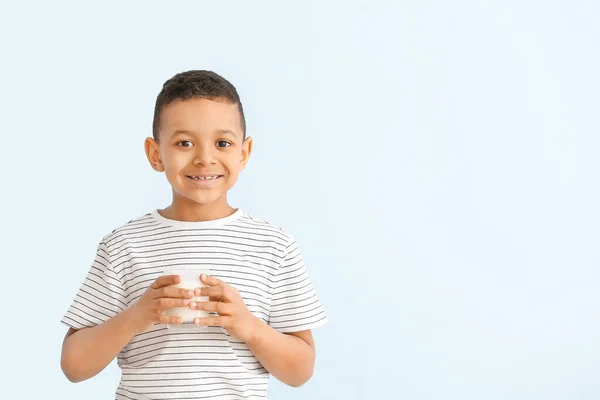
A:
[
  {"xmin": 215, "ymin": 129, "xmax": 238, "ymax": 138},
  {"xmin": 171, "ymin": 129, "xmax": 239, "ymax": 138},
  {"xmin": 171, "ymin": 130, "xmax": 193, "ymax": 137}
]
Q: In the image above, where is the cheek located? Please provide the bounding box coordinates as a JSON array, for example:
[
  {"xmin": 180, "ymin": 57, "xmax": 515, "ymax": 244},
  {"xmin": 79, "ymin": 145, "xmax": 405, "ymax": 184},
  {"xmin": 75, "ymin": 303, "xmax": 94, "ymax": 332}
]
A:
[
  {"xmin": 223, "ymin": 152, "xmax": 244, "ymax": 172},
  {"xmin": 162, "ymin": 151, "xmax": 190, "ymax": 173}
]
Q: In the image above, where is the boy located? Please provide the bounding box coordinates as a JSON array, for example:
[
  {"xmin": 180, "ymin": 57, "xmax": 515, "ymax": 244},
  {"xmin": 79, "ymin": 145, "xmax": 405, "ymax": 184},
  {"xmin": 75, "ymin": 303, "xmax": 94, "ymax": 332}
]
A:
[{"xmin": 60, "ymin": 70, "xmax": 327, "ymax": 399}]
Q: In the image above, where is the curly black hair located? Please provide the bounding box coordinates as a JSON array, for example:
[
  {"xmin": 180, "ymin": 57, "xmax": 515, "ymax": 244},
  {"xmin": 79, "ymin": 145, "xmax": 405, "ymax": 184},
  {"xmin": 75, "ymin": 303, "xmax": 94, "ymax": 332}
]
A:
[{"xmin": 152, "ymin": 70, "xmax": 246, "ymax": 141}]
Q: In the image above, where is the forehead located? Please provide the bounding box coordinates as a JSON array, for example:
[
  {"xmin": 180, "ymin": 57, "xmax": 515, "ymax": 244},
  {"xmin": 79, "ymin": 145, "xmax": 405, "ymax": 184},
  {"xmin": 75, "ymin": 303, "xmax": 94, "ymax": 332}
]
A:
[{"xmin": 159, "ymin": 97, "xmax": 243, "ymax": 138}]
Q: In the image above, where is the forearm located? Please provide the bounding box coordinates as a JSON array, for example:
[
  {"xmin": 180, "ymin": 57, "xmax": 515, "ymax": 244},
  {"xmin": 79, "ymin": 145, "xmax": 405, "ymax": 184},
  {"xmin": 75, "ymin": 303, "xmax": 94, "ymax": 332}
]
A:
[
  {"xmin": 246, "ymin": 319, "xmax": 315, "ymax": 387},
  {"xmin": 61, "ymin": 307, "xmax": 139, "ymax": 382}
]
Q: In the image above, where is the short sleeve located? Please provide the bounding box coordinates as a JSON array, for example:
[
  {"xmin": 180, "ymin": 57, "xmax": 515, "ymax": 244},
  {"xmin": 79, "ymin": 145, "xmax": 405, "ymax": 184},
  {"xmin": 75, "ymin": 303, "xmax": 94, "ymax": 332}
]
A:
[
  {"xmin": 61, "ymin": 241, "xmax": 128, "ymax": 330},
  {"xmin": 268, "ymin": 237, "xmax": 328, "ymax": 333}
]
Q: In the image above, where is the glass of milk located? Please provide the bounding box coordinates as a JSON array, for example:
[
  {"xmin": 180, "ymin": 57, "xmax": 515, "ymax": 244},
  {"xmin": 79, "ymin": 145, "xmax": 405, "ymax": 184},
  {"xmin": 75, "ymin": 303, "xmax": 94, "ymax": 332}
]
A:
[{"xmin": 161, "ymin": 268, "xmax": 210, "ymax": 329}]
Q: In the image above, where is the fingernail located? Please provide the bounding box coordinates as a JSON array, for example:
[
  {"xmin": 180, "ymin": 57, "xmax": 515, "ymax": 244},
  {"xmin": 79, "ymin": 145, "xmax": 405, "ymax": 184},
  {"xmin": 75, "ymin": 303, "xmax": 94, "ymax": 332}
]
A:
[
  {"xmin": 187, "ymin": 291, "xmax": 194, "ymax": 297},
  {"xmin": 190, "ymin": 301, "xmax": 196, "ymax": 308},
  {"xmin": 184, "ymin": 299, "xmax": 191, "ymax": 305}
]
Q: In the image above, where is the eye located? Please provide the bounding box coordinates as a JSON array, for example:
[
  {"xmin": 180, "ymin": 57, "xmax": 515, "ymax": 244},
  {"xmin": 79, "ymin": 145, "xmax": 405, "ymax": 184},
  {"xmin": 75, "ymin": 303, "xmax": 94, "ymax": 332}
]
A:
[
  {"xmin": 217, "ymin": 140, "xmax": 231, "ymax": 148},
  {"xmin": 177, "ymin": 140, "xmax": 193, "ymax": 148}
]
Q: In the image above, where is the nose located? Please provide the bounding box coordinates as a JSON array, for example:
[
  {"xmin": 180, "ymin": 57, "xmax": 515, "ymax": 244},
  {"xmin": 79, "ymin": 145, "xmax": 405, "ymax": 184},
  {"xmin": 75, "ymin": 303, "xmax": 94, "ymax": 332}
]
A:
[{"xmin": 192, "ymin": 144, "xmax": 217, "ymax": 167}]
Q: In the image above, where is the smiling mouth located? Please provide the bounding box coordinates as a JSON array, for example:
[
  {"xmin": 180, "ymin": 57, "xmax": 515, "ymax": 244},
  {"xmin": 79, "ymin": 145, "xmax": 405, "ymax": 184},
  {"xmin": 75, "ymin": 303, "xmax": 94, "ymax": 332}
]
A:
[{"xmin": 186, "ymin": 174, "xmax": 223, "ymax": 181}]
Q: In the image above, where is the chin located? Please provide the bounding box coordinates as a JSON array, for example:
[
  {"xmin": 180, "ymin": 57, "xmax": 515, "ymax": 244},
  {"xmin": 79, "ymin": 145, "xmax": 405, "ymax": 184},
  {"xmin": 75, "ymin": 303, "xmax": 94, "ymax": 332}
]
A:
[{"xmin": 182, "ymin": 191, "xmax": 226, "ymax": 205}]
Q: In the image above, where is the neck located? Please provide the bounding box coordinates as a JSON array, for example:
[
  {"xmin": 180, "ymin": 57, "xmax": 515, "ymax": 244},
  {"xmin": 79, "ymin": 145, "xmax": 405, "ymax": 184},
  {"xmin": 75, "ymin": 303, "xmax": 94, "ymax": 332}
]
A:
[{"xmin": 159, "ymin": 193, "xmax": 236, "ymax": 222}]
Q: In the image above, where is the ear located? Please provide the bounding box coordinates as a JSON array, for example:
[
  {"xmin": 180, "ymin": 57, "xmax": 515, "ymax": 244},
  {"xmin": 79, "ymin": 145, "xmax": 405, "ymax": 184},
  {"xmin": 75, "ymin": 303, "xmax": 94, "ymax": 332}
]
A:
[
  {"xmin": 145, "ymin": 137, "xmax": 164, "ymax": 172},
  {"xmin": 240, "ymin": 136, "xmax": 253, "ymax": 171}
]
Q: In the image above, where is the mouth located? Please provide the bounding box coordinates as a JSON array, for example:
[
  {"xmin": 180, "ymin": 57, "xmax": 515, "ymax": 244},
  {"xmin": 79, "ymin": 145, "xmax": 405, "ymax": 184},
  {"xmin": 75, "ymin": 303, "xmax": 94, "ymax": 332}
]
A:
[
  {"xmin": 185, "ymin": 174, "xmax": 224, "ymax": 186},
  {"xmin": 186, "ymin": 174, "xmax": 223, "ymax": 181}
]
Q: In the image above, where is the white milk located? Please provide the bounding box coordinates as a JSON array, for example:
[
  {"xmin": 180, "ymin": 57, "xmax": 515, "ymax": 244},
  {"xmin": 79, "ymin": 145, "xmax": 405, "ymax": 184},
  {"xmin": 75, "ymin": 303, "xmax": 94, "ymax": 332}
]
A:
[{"xmin": 161, "ymin": 269, "xmax": 210, "ymax": 326}]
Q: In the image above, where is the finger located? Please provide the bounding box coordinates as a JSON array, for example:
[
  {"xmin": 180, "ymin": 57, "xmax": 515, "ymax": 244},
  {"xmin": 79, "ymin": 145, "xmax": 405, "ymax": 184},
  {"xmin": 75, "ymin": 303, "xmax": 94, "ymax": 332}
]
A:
[
  {"xmin": 155, "ymin": 297, "xmax": 191, "ymax": 310},
  {"xmin": 200, "ymin": 274, "xmax": 226, "ymax": 287},
  {"xmin": 194, "ymin": 316, "xmax": 231, "ymax": 327},
  {"xmin": 194, "ymin": 294, "xmax": 225, "ymax": 302},
  {"xmin": 190, "ymin": 288, "xmax": 220, "ymax": 302},
  {"xmin": 189, "ymin": 301, "xmax": 231, "ymax": 314},
  {"xmin": 195, "ymin": 285, "xmax": 226, "ymax": 299},
  {"xmin": 156, "ymin": 286, "xmax": 195, "ymax": 300},
  {"xmin": 156, "ymin": 314, "xmax": 183, "ymax": 325},
  {"xmin": 151, "ymin": 275, "xmax": 181, "ymax": 289}
]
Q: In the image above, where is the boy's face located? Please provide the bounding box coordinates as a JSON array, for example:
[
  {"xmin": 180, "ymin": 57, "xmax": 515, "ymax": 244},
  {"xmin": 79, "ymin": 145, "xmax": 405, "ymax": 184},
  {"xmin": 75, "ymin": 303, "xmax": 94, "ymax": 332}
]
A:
[{"xmin": 145, "ymin": 98, "xmax": 252, "ymax": 207}]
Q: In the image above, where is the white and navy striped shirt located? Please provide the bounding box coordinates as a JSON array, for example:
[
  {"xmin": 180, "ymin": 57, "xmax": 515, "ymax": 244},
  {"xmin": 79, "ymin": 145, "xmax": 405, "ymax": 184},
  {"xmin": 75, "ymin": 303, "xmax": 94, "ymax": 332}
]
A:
[{"xmin": 62, "ymin": 209, "xmax": 327, "ymax": 399}]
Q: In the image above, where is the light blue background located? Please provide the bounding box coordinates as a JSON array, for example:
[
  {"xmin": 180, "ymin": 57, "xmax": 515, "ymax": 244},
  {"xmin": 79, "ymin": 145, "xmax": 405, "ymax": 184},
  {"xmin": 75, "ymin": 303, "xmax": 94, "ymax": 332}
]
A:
[{"xmin": 2, "ymin": 1, "xmax": 599, "ymax": 399}]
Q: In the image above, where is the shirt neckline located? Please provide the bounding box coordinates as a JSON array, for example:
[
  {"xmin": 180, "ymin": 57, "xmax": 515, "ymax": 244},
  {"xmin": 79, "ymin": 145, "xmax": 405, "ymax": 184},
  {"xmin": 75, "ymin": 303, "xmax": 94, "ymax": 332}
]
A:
[{"xmin": 150, "ymin": 208, "xmax": 245, "ymax": 228}]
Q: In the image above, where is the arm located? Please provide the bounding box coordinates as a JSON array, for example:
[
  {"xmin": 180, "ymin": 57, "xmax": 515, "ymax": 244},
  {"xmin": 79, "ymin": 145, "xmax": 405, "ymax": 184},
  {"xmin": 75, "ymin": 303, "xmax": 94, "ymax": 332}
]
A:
[
  {"xmin": 190, "ymin": 274, "xmax": 317, "ymax": 387},
  {"xmin": 61, "ymin": 275, "xmax": 194, "ymax": 383},
  {"xmin": 247, "ymin": 323, "xmax": 315, "ymax": 387},
  {"xmin": 61, "ymin": 308, "xmax": 139, "ymax": 382}
]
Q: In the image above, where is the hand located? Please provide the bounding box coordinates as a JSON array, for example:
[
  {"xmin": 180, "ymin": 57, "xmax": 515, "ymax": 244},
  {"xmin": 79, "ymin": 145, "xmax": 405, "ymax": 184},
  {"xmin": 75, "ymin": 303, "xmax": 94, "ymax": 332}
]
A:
[
  {"xmin": 128, "ymin": 275, "xmax": 195, "ymax": 333},
  {"xmin": 190, "ymin": 274, "xmax": 260, "ymax": 343}
]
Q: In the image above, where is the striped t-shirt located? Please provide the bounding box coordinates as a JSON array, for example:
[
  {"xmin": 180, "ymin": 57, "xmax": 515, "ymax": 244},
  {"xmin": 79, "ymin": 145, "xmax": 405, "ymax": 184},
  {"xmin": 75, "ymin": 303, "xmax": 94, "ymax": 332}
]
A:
[{"xmin": 61, "ymin": 209, "xmax": 327, "ymax": 400}]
